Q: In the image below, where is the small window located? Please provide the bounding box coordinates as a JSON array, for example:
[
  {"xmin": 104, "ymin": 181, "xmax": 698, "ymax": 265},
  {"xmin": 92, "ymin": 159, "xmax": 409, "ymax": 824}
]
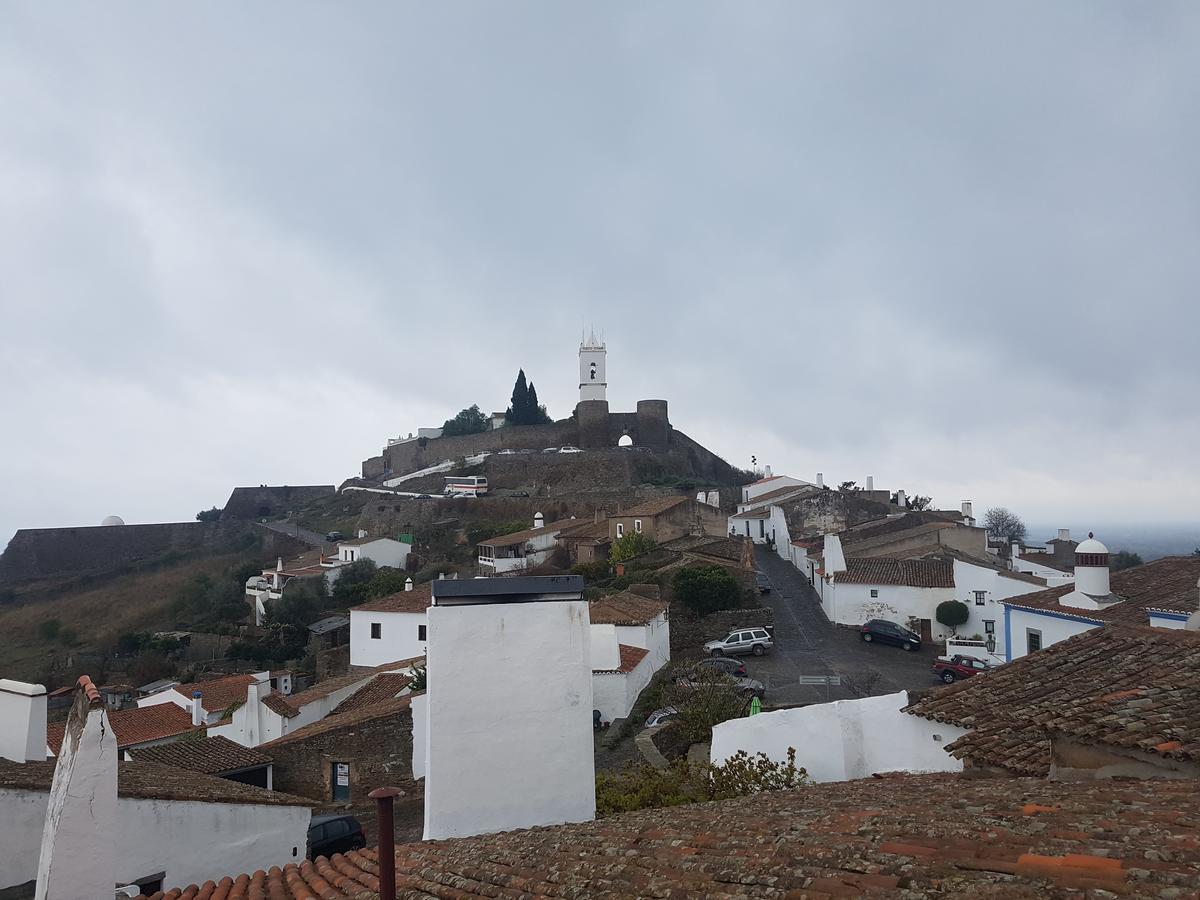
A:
[
  {"xmin": 984, "ymin": 620, "xmax": 995, "ymax": 634},
  {"xmin": 616, "ymin": 523, "xmax": 624, "ymax": 538},
  {"xmin": 634, "ymin": 519, "xmax": 642, "ymax": 533},
  {"xmin": 1027, "ymin": 629, "xmax": 1042, "ymax": 653},
  {"xmin": 974, "ymin": 590, "xmax": 987, "ymax": 606},
  {"xmin": 870, "ymin": 589, "xmax": 879, "ymax": 598},
  {"xmin": 370, "ymin": 622, "xmax": 381, "ymax": 640},
  {"xmin": 418, "ymin": 624, "xmax": 427, "ymax": 641},
  {"xmin": 758, "ymin": 520, "xmax": 765, "ymax": 538}
]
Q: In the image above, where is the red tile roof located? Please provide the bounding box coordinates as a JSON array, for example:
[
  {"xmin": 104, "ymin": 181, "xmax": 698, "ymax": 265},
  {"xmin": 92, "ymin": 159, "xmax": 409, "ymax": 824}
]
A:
[
  {"xmin": 136, "ymin": 773, "xmax": 1200, "ymax": 898},
  {"xmin": 260, "ymin": 695, "xmax": 416, "ymax": 749},
  {"xmin": 835, "ymin": 557, "xmax": 955, "ymax": 588},
  {"xmin": 172, "ymin": 674, "xmax": 259, "ymax": 715},
  {"xmin": 588, "ymin": 591, "xmax": 667, "ymax": 626},
  {"xmin": 331, "ymin": 673, "xmax": 413, "ymax": 715},
  {"xmin": 127, "ymin": 735, "xmax": 272, "ymax": 775},
  {"xmin": 47, "ymin": 703, "xmax": 201, "ymax": 754},
  {"xmin": 594, "ymin": 644, "xmax": 649, "ymax": 674},
  {"xmin": 350, "ymin": 582, "xmax": 433, "ymax": 613},
  {"xmin": 1001, "ymin": 555, "xmax": 1200, "ymax": 625},
  {"xmin": 262, "ymin": 693, "xmax": 300, "ymax": 718},
  {"xmin": 731, "ymin": 507, "xmax": 771, "ymax": 519},
  {"xmin": 477, "ymin": 520, "xmax": 568, "ymax": 548},
  {"xmin": 1017, "ymin": 553, "xmax": 1072, "ymax": 573},
  {"xmin": 906, "ymin": 624, "xmax": 1200, "ymax": 774},
  {"xmin": 616, "ymin": 495, "xmax": 690, "ymax": 517},
  {"xmin": 286, "ymin": 672, "xmax": 373, "ymax": 709}
]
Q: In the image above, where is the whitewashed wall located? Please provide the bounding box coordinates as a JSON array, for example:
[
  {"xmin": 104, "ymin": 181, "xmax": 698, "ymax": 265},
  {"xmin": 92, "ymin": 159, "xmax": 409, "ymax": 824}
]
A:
[
  {"xmin": 824, "ymin": 582, "xmax": 955, "ymax": 634},
  {"xmin": 1012, "ymin": 556, "xmax": 1075, "ymax": 587},
  {"xmin": 358, "ymin": 539, "xmax": 411, "ymax": 569},
  {"xmin": 1005, "ymin": 606, "xmax": 1096, "ymax": 660},
  {"xmin": 411, "ymin": 693, "xmax": 427, "ymax": 779},
  {"xmin": 591, "ymin": 653, "xmax": 655, "ymax": 723},
  {"xmin": 424, "ymin": 598, "xmax": 595, "ymax": 840},
  {"xmin": 0, "ymin": 788, "xmax": 309, "ymax": 893},
  {"xmin": 614, "ymin": 613, "xmax": 670, "ymax": 670},
  {"xmin": 0, "ymin": 680, "xmax": 46, "ymax": 763},
  {"xmin": 349, "ymin": 609, "xmax": 427, "ymax": 668},
  {"xmin": 710, "ymin": 691, "xmax": 968, "ymax": 782},
  {"xmin": 952, "ymin": 560, "xmax": 1047, "ymax": 655},
  {"xmin": 1149, "ymin": 612, "xmax": 1189, "ymax": 630}
]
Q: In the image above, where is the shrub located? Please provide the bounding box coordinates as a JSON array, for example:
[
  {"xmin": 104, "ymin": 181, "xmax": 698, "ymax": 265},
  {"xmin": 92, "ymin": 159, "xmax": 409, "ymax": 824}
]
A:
[
  {"xmin": 195, "ymin": 507, "xmax": 222, "ymax": 523},
  {"xmin": 409, "ymin": 665, "xmax": 428, "ymax": 692},
  {"xmin": 442, "ymin": 404, "xmax": 489, "ymax": 436},
  {"xmin": 610, "ymin": 532, "xmax": 656, "ymax": 563},
  {"xmin": 673, "ymin": 565, "xmax": 741, "ymax": 615},
  {"xmin": 571, "ymin": 561, "xmax": 613, "ymax": 584},
  {"xmin": 595, "ymin": 749, "xmax": 806, "ymax": 816},
  {"xmin": 331, "ymin": 559, "xmax": 378, "ymax": 607},
  {"xmin": 935, "ymin": 599, "xmax": 970, "ymax": 634}
]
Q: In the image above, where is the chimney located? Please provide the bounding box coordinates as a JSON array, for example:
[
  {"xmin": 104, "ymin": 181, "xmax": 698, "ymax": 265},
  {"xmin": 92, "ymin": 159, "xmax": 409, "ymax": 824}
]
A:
[
  {"xmin": 816, "ymin": 472, "xmax": 824, "ymax": 488},
  {"xmin": 0, "ymin": 678, "xmax": 48, "ymax": 762},
  {"xmin": 866, "ymin": 475, "xmax": 874, "ymax": 492},
  {"xmin": 822, "ymin": 533, "xmax": 847, "ymax": 575},
  {"xmin": 405, "ymin": 577, "xmax": 414, "ymax": 592},
  {"xmin": 438, "ymin": 572, "xmax": 445, "ymax": 580},
  {"xmin": 962, "ymin": 501, "xmax": 973, "ymax": 520},
  {"xmin": 533, "ymin": 512, "xmax": 544, "ymax": 529},
  {"xmin": 1058, "ymin": 528, "xmax": 1071, "ymax": 542},
  {"xmin": 1073, "ymin": 533, "xmax": 1111, "ymax": 597},
  {"xmin": 243, "ymin": 681, "xmax": 263, "ymax": 747},
  {"xmin": 35, "ymin": 676, "xmax": 116, "ymax": 900},
  {"xmin": 191, "ymin": 690, "xmax": 204, "ymax": 727},
  {"xmin": 357, "ymin": 529, "xmax": 368, "ymax": 539},
  {"xmin": 764, "ymin": 465, "xmax": 772, "ymax": 477},
  {"xmin": 276, "ymin": 557, "xmax": 283, "ymax": 572},
  {"xmin": 895, "ymin": 490, "xmax": 907, "ymax": 508}
]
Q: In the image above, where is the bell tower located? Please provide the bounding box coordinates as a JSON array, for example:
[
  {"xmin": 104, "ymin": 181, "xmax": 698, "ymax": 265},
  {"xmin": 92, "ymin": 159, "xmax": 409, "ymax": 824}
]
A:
[{"xmin": 578, "ymin": 328, "xmax": 607, "ymax": 402}]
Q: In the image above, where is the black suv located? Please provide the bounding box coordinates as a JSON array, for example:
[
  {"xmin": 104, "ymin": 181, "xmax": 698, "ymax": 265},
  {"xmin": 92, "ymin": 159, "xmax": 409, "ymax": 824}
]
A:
[
  {"xmin": 307, "ymin": 814, "xmax": 365, "ymax": 859},
  {"xmin": 859, "ymin": 619, "xmax": 922, "ymax": 652}
]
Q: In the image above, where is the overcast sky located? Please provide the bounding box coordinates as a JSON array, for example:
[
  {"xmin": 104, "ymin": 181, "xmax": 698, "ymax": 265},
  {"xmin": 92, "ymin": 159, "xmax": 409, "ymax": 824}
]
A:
[{"xmin": 3, "ymin": 2, "xmax": 1199, "ymax": 546}]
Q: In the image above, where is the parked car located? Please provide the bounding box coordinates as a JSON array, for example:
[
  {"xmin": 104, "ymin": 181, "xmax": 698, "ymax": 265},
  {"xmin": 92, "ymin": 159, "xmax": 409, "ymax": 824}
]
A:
[
  {"xmin": 645, "ymin": 706, "xmax": 678, "ymax": 727},
  {"xmin": 307, "ymin": 815, "xmax": 365, "ymax": 860},
  {"xmin": 507, "ymin": 490, "xmax": 530, "ymax": 498},
  {"xmin": 324, "ymin": 531, "xmax": 344, "ymax": 542},
  {"xmin": 414, "ymin": 494, "xmax": 433, "ymax": 500},
  {"xmin": 541, "ymin": 447, "xmax": 559, "ymax": 453},
  {"xmin": 696, "ymin": 656, "xmax": 747, "ymax": 678},
  {"xmin": 558, "ymin": 445, "xmax": 583, "ymax": 454},
  {"xmin": 497, "ymin": 449, "xmax": 517, "ymax": 455},
  {"xmin": 932, "ymin": 654, "xmax": 993, "ymax": 683},
  {"xmin": 755, "ymin": 571, "xmax": 772, "ymax": 593},
  {"xmin": 859, "ymin": 619, "xmax": 922, "ymax": 652},
  {"xmin": 674, "ymin": 669, "xmax": 766, "ymax": 699},
  {"xmin": 704, "ymin": 626, "xmax": 774, "ymax": 657}
]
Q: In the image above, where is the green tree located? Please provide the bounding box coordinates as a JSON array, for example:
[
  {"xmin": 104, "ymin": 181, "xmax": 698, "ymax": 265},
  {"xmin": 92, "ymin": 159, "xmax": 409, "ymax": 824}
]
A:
[
  {"xmin": 935, "ymin": 599, "xmax": 970, "ymax": 635},
  {"xmin": 673, "ymin": 565, "xmax": 741, "ymax": 615},
  {"xmin": 526, "ymin": 381, "xmax": 551, "ymax": 424},
  {"xmin": 267, "ymin": 577, "xmax": 328, "ymax": 628},
  {"xmin": 366, "ymin": 567, "xmax": 411, "ymax": 598},
  {"xmin": 441, "ymin": 404, "xmax": 489, "ymax": 437},
  {"xmin": 195, "ymin": 507, "xmax": 222, "ymax": 523},
  {"xmin": 331, "ymin": 558, "xmax": 378, "ymax": 607},
  {"xmin": 1110, "ymin": 550, "xmax": 1143, "ymax": 572},
  {"xmin": 506, "ymin": 369, "xmax": 531, "ymax": 424},
  {"xmin": 610, "ymin": 531, "xmax": 657, "ymax": 563}
]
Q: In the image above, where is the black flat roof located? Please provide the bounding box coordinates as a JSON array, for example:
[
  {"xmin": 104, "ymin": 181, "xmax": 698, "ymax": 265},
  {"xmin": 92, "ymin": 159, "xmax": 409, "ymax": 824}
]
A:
[{"xmin": 431, "ymin": 575, "xmax": 585, "ymax": 606}]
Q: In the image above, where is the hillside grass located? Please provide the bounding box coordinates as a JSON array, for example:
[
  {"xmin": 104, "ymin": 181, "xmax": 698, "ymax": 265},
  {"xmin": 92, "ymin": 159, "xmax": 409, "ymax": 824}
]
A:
[{"xmin": 0, "ymin": 551, "xmax": 255, "ymax": 683}]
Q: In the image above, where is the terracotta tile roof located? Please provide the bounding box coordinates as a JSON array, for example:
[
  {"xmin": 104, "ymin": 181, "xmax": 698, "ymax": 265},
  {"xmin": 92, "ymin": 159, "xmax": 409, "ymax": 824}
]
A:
[
  {"xmin": 1001, "ymin": 555, "xmax": 1200, "ymax": 625},
  {"xmin": 925, "ymin": 547, "xmax": 1049, "ymax": 587},
  {"xmin": 738, "ymin": 484, "xmax": 811, "ymax": 506},
  {"xmin": 555, "ymin": 519, "xmax": 611, "ymax": 542},
  {"xmin": 136, "ymin": 773, "xmax": 1200, "ymax": 898},
  {"xmin": 595, "ymin": 644, "xmax": 649, "ymax": 674},
  {"xmin": 731, "ymin": 507, "xmax": 771, "ymax": 519},
  {"xmin": 127, "ymin": 735, "xmax": 272, "ymax": 775},
  {"xmin": 46, "ymin": 702, "xmax": 201, "ymax": 754},
  {"xmin": 262, "ymin": 693, "xmax": 300, "ymax": 718},
  {"xmin": 1017, "ymin": 553, "xmax": 1072, "ymax": 573},
  {"xmin": 906, "ymin": 624, "xmax": 1200, "ymax": 774},
  {"xmin": 172, "ymin": 673, "xmax": 259, "ymax": 714},
  {"xmin": 260, "ymin": 695, "xmax": 416, "ymax": 749},
  {"xmin": 616, "ymin": 495, "xmax": 689, "ymax": 517},
  {"xmin": 350, "ymin": 581, "xmax": 433, "ymax": 613},
  {"xmin": 287, "ymin": 672, "xmax": 373, "ymax": 709},
  {"xmin": 588, "ymin": 591, "xmax": 667, "ymax": 626},
  {"xmin": 331, "ymin": 673, "xmax": 413, "ymax": 714},
  {"xmin": 0, "ymin": 759, "xmax": 309, "ymax": 807},
  {"xmin": 477, "ymin": 520, "xmax": 568, "ymax": 548},
  {"xmin": 835, "ymin": 557, "xmax": 955, "ymax": 588}
]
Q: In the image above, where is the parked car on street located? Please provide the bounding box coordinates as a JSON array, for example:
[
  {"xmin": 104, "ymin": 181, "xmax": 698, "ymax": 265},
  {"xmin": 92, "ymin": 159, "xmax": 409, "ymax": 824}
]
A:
[
  {"xmin": 755, "ymin": 571, "xmax": 772, "ymax": 593},
  {"xmin": 415, "ymin": 494, "xmax": 433, "ymax": 500},
  {"xmin": 541, "ymin": 447, "xmax": 559, "ymax": 453},
  {"xmin": 307, "ymin": 815, "xmax": 365, "ymax": 860},
  {"xmin": 324, "ymin": 531, "xmax": 344, "ymax": 542},
  {"xmin": 674, "ymin": 668, "xmax": 766, "ymax": 699},
  {"xmin": 932, "ymin": 654, "xmax": 993, "ymax": 683},
  {"xmin": 558, "ymin": 445, "xmax": 583, "ymax": 453},
  {"xmin": 497, "ymin": 449, "xmax": 517, "ymax": 455},
  {"xmin": 645, "ymin": 706, "xmax": 678, "ymax": 727},
  {"xmin": 859, "ymin": 619, "xmax": 922, "ymax": 652},
  {"xmin": 704, "ymin": 626, "xmax": 774, "ymax": 657},
  {"xmin": 508, "ymin": 490, "xmax": 530, "ymax": 497},
  {"xmin": 695, "ymin": 656, "xmax": 747, "ymax": 678}
]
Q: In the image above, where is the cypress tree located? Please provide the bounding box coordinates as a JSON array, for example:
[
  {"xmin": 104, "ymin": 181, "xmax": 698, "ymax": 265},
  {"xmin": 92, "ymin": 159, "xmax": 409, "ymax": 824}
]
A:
[{"xmin": 507, "ymin": 369, "xmax": 530, "ymax": 424}]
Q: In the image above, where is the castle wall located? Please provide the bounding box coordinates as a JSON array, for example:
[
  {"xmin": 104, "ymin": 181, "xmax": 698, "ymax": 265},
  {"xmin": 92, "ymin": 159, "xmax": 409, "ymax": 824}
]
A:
[
  {"xmin": 636, "ymin": 400, "xmax": 670, "ymax": 451},
  {"xmin": 370, "ymin": 422, "xmax": 577, "ymax": 479},
  {"xmin": 221, "ymin": 485, "xmax": 336, "ymax": 520}
]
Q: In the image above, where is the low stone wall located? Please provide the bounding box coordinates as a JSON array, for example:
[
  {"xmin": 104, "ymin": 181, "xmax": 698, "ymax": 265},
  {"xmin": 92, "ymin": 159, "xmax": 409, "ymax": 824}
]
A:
[{"xmin": 669, "ymin": 605, "xmax": 775, "ymax": 652}]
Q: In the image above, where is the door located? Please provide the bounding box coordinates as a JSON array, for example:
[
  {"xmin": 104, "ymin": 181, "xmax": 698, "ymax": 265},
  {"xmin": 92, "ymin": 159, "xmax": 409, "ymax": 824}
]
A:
[
  {"xmin": 331, "ymin": 762, "xmax": 350, "ymax": 802},
  {"xmin": 919, "ymin": 619, "xmax": 933, "ymax": 643}
]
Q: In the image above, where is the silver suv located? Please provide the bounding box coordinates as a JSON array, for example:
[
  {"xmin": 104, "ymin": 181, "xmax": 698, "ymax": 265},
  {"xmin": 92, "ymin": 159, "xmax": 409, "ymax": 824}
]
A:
[{"xmin": 704, "ymin": 626, "xmax": 773, "ymax": 657}]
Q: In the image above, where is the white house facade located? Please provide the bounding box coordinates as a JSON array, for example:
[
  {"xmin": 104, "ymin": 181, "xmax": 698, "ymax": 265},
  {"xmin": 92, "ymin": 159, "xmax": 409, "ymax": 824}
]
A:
[
  {"xmin": 476, "ymin": 515, "xmax": 566, "ymax": 574},
  {"xmin": 337, "ymin": 536, "xmax": 411, "ymax": 569},
  {"xmin": 348, "ymin": 581, "xmax": 432, "ymax": 669}
]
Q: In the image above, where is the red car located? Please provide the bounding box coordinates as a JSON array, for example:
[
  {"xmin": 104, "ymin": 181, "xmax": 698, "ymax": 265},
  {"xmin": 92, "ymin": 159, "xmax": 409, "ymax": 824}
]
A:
[{"xmin": 932, "ymin": 654, "xmax": 993, "ymax": 684}]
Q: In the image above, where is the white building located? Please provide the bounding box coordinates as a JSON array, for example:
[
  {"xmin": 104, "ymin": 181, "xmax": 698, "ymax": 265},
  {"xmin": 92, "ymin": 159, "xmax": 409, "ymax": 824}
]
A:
[
  {"xmin": 336, "ymin": 534, "xmax": 411, "ymax": 568},
  {"xmin": 424, "ymin": 576, "xmax": 595, "ymax": 840},
  {"xmin": 579, "ymin": 329, "xmax": 606, "ymax": 402},
  {"xmin": 740, "ymin": 473, "xmax": 813, "ymax": 505},
  {"xmin": 1001, "ymin": 539, "xmax": 1200, "ymax": 661},
  {"xmin": 246, "ymin": 550, "xmax": 346, "ymax": 626},
  {"xmin": 587, "ymin": 590, "xmax": 670, "ymax": 724},
  {"xmin": 0, "ymin": 679, "xmax": 46, "ymax": 763},
  {"xmin": 588, "ymin": 590, "xmax": 671, "ymax": 670},
  {"xmin": 349, "ymin": 580, "xmax": 432, "ymax": 668},
  {"xmin": 711, "ymin": 691, "xmax": 967, "ymax": 783},
  {"xmin": 1012, "ymin": 548, "xmax": 1075, "ymax": 587},
  {"xmin": 476, "ymin": 514, "xmax": 568, "ymax": 574},
  {"xmin": 728, "ymin": 504, "xmax": 791, "ymax": 550},
  {"xmin": 139, "ymin": 672, "xmax": 269, "ymax": 726}
]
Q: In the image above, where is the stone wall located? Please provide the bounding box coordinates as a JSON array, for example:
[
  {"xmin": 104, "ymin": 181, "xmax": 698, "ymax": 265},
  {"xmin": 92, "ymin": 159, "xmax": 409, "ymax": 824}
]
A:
[
  {"xmin": 268, "ymin": 704, "xmax": 417, "ymax": 803},
  {"xmin": 368, "ymin": 422, "xmax": 577, "ymax": 479},
  {"xmin": 668, "ymin": 605, "xmax": 776, "ymax": 652},
  {"xmin": 0, "ymin": 521, "xmax": 306, "ymax": 586},
  {"xmin": 221, "ymin": 485, "xmax": 336, "ymax": 520}
]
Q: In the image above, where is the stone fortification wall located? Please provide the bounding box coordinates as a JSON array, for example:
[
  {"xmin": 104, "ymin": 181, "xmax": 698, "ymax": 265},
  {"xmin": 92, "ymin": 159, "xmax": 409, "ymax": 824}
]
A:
[
  {"xmin": 669, "ymin": 605, "xmax": 775, "ymax": 652},
  {"xmin": 221, "ymin": 485, "xmax": 336, "ymax": 520},
  {"xmin": 0, "ymin": 521, "xmax": 304, "ymax": 585},
  {"xmin": 364, "ymin": 421, "xmax": 576, "ymax": 479}
]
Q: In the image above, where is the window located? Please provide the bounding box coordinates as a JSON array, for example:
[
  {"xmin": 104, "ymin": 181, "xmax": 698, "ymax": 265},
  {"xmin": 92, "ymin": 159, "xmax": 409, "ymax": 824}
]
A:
[
  {"xmin": 870, "ymin": 589, "xmax": 879, "ymax": 598},
  {"xmin": 983, "ymin": 620, "xmax": 995, "ymax": 634},
  {"xmin": 418, "ymin": 624, "xmax": 427, "ymax": 641},
  {"xmin": 634, "ymin": 519, "xmax": 642, "ymax": 534},
  {"xmin": 758, "ymin": 519, "xmax": 765, "ymax": 538},
  {"xmin": 370, "ymin": 622, "xmax": 381, "ymax": 640},
  {"xmin": 974, "ymin": 590, "xmax": 987, "ymax": 606},
  {"xmin": 616, "ymin": 523, "xmax": 624, "ymax": 538},
  {"xmin": 1026, "ymin": 629, "xmax": 1042, "ymax": 653}
]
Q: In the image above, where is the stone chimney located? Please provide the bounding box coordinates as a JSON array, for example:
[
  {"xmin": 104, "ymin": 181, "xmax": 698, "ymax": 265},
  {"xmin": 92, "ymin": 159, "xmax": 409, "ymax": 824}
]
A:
[
  {"xmin": 191, "ymin": 690, "xmax": 204, "ymax": 727},
  {"xmin": 1058, "ymin": 528, "xmax": 1071, "ymax": 542},
  {"xmin": 35, "ymin": 676, "xmax": 116, "ymax": 900},
  {"xmin": 0, "ymin": 678, "xmax": 48, "ymax": 763},
  {"xmin": 961, "ymin": 500, "xmax": 974, "ymax": 520}
]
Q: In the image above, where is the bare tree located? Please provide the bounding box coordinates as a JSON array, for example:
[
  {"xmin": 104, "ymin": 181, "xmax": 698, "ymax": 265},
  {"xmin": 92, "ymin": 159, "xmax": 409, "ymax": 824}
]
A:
[
  {"xmin": 909, "ymin": 495, "xmax": 933, "ymax": 511},
  {"xmin": 983, "ymin": 507, "xmax": 1027, "ymax": 543}
]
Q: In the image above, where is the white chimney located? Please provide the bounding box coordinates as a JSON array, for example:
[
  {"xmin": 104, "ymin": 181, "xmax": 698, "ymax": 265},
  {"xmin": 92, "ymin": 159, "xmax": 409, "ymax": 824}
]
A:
[
  {"xmin": 1058, "ymin": 528, "xmax": 1071, "ymax": 542},
  {"xmin": 438, "ymin": 572, "xmax": 445, "ymax": 580},
  {"xmin": 276, "ymin": 557, "xmax": 283, "ymax": 572},
  {"xmin": 0, "ymin": 679, "xmax": 48, "ymax": 762},
  {"xmin": 895, "ymin": 490, "xmax": 907, "ymax": 508},
  {"xmin": 589, "ymin": 623, "xmax": 621, "ymax": 671},
  {"xmin": 357, "ymin": 529, "xmax": 368, "ymax": 539},
  {"xmin": 822, "ymin": 533, "xmax": 847, "ymax": 576},
  {"xmin": 816, "ymin": 472, "xmax": 824, "ymax": 488},
  {"xmin": 242, "ymin": 681, "xmax": 264, "ymax": 747},
  {"xmin": 405, "ymin": 577, "xmax": 414, "ymax": 592},
  {"xmin": 866, "ymin": 475, "xmax": 874, "ymax": 492},
  {"xmin": 764, "ymin": 465, "xmax": 772, "ymax": 477},
  {"xmin": 1071, "ymin": 534, "xmax": 1111, "ymax": 598},
  {"xmin": 1011, "ymin": 540, "xmax": 1021, "ymax": 562},
  {"xmin": 190, "ymin": 690, "xmax": 204, "ymax": 727},
  {"xmin": 533, "ymin": 512, "xmax": 544, "ymax": 529}
]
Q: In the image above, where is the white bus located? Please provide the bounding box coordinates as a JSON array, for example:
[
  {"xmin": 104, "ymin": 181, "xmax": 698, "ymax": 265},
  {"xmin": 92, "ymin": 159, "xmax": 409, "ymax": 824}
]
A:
[{"xmin": 444, "ymin": 476, "xmax": 489, "ymax": 497}]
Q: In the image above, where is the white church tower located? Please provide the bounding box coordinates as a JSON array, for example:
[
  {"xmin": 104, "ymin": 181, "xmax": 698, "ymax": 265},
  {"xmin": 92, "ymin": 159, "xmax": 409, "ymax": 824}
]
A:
[{"xmin": 579, "ymin": 328, "xmax": 607, "ymax": 402}]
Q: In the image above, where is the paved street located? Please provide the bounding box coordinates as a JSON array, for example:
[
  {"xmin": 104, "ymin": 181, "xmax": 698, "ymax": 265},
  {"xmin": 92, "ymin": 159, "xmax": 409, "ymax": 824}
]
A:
[{"xmin": 738, "ymin": 547, "xmax": 943, "ymax": 705}]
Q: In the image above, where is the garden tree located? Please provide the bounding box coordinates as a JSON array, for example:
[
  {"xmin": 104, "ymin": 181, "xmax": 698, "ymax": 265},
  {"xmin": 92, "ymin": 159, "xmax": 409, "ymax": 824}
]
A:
[
  {"xmin": 673, "ymin": 565, "xmax": 741, "ymax": 615},
  {"xmin": 171, "ymin": 568, "xmax": 250, "ymax": 631},
  {"xmin": 838, "ymin": 481, "xmax": 858, "ymax": 492},
  {"xmin": 935, "ymin": 599, "xmax": 970, "ymax": 635},
  {"xmin": 267, "ymin": 577, "xmax": 328, "ymax": 628},
  {"xmin": 1110, "ymin": 550, "xmax": 1143, "ymax": 572},
  {"xmin": 331, "ymin": 558, "xmax": 378, "ymax": 607},
  {"xmin": 441, "ymin": 404, "xmax": 489, "ymax": 437},
  {"xmin": 983, "ymin": 507, "xmax": 1027, "ymax": 544},
  {"xmin": 366, "ymin": 567, "xmax": 411, "ymax": 598},
  {"xmin": 663, "ymin": 664, "xmax": 753, "ymax": 743},
  {"xmin": 504, "ymin": 369, "xmax": 552, "ymax": 425},
  {"xmin": 610, "ymin": 531, "xmax": 657, "ymax": 563},
  {"xmin": 195, "ymin": 507, "xmax": 222, "ymax": 523}
]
